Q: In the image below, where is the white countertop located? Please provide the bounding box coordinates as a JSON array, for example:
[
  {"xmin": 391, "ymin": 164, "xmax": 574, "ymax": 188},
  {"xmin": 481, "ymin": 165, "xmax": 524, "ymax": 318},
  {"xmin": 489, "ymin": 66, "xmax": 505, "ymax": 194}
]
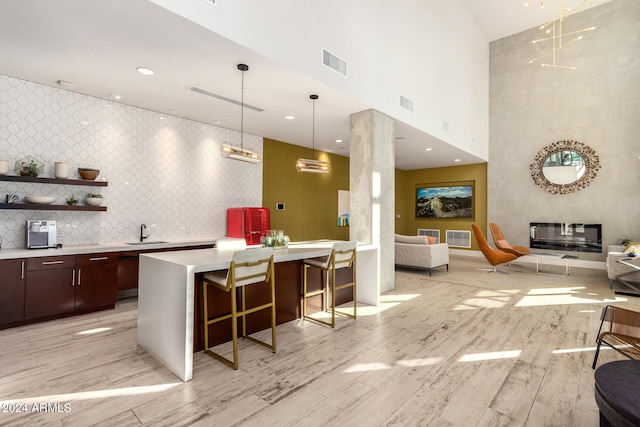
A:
[
  {"xmin": 140, "ymin": 246, "xmax": 333, "ymax": 274},
  {"xmin": 139, "ymin": 240, "xmax": 377, "ymax": 274},
  {"xmin": 0, "ymin": 238, "xmax": 218, "ymax": 260}
]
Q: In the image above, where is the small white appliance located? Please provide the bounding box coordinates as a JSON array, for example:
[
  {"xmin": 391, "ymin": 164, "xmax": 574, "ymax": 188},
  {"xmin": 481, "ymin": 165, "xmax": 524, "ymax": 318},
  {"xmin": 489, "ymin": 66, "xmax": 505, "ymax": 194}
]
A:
[{"xmin": 26, "ymin": 220, "xmax": 57, "ymax": 249}]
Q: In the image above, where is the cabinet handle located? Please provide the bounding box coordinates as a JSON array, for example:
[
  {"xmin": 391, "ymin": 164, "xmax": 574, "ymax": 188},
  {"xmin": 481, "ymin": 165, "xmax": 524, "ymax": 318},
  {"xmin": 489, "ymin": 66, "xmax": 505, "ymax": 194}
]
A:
[
  {"xmin": 89, "ymin": 257, "xmax": 109, "ymax": 262},
  {"xmin": 21, "ymin": 261, "xmax": 25, "ymax": 280},
  {"xmin": 77, "ymin": 268, "xmax": 82, "ymax": 286},
  {"xmin": 72, "ymin": 269, "xmax": 75, "ymax": 286},
  {"xmin": 42, "ymin": 260, "xmax": 64, "ymax": 265}
]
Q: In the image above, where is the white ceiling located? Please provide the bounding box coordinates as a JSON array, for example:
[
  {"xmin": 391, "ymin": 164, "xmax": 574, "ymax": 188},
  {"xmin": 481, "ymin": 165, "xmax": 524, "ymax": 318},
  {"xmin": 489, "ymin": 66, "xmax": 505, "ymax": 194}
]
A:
[{"xmin": 0, "ymin": 0, "xmax": 610, "ymax": 170}]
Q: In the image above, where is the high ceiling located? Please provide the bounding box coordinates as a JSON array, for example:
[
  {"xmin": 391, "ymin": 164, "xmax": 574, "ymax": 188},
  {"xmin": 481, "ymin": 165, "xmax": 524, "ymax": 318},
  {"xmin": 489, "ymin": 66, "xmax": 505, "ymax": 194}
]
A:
[{"xmin": 0, "ymin": 0, "xmax": 610, "ymax": 170}]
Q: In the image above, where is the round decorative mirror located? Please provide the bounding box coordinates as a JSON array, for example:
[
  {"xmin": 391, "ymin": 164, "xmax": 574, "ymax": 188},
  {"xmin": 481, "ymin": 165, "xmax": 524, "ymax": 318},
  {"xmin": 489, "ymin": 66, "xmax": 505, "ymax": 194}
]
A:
[{"xmin": 530, "ymin": 140, "xmax": 600, "ymax": 195}]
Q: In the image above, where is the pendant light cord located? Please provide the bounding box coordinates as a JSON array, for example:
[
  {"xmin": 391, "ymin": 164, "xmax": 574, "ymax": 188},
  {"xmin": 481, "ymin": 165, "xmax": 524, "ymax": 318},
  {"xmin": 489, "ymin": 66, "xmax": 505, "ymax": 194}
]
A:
[
  {"xmin": 312, "ymin": 97, "xmax": 315, "ymax": 160},
  {"xmin": 240, "ymin": 68, "xmax": 244, "ymax": 150}
]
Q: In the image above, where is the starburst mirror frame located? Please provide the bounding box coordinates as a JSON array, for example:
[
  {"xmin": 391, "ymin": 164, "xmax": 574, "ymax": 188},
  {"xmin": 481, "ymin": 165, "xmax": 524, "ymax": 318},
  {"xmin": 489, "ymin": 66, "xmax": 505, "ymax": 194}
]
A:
[{"xmin": 530, "ymin": 140, "xmax": 600, "ymax": 195}]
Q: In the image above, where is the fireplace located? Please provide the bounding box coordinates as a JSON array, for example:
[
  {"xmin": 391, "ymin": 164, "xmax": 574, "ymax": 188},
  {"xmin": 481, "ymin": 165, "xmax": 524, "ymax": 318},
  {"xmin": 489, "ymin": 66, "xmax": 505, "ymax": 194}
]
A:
[{"xmin": 529, "ymin": 222, "xmax": 602, "ymax": 253}]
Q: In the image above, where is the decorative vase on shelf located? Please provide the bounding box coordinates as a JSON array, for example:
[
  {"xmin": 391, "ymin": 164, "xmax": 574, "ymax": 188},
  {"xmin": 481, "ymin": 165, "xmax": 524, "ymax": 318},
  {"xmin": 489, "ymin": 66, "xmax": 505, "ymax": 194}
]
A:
[
  {"xmin": 0, "ymin": 160, "xmax": 8, "ymax": 175},
  {"xmin": 54, "ymin": 162, "xmax": 70, "ymax": 179}
]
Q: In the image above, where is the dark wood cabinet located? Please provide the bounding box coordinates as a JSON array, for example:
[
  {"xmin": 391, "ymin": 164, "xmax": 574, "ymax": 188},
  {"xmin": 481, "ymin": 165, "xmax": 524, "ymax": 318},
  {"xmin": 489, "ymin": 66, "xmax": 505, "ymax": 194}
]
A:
[
  {"xmin": 2, "ymin": 243, "xmax": 213, "ymax": 329},
  {"xmin": 25, "ymin": 255, "xmax": 76, "ymax": 319},
  {"xmin": 75, "ymin": 253, "xmax": 118, "ymax": 311},
  {"xmin": 24, "ymin": 253, "xmax": 117, "ymax": 320},
  {"xmin": 0, "ymin": 258, "xmax": 26, "ymax": 324}
]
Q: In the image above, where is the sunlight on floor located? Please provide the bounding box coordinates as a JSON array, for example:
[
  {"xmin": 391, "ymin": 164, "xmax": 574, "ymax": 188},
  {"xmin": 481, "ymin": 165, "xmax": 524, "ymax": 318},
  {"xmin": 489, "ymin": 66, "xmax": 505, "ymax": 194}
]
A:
[
  {"xmin": 307, "ymin": 293, "xmax": 422, "ymax": 319},
  {"xmin": 344, "ymin": 362, "xmax": 390, "ymax": 373},
  {"xmin": 74, "ymin": 327, "xmax": 113, "ymax": 336},
  {"xmin": 396, "ymin": 357, "xmax": 444, "ymax": 367},
  {"xmin": 343, "ymin": 357, "xmax": 444, "ymax": 373},
  {"xmin": 516, "ymin": 291, "xmax": 627, "ymax": 307},
  {"xmin": 552, "ymin": 346, "xmax": 601, "ymax": 354},
  {"xmin": 0, "ymin": 383, "xmax": 181, "ymax": 405},
  {"xmin": 452, "ymin": 289, "xmax": 520, "ymax": 310},
  {"xmin": 457, "ymin": 350, "xmax": 521, "ymax": 362}
]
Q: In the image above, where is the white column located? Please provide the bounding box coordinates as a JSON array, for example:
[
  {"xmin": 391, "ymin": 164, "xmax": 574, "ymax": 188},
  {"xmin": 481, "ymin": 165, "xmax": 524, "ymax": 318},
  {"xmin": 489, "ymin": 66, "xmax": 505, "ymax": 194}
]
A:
[{"xmin": 350, "ymin": 109, "xmax": 395, "ymax": 294}]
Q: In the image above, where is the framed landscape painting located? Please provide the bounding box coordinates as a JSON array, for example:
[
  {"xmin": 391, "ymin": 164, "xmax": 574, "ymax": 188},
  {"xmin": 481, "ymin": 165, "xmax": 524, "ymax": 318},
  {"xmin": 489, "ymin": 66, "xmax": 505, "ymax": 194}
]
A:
[{"xmin": 416, "ymin": 184, "xmax": 473, "ymax": 219}]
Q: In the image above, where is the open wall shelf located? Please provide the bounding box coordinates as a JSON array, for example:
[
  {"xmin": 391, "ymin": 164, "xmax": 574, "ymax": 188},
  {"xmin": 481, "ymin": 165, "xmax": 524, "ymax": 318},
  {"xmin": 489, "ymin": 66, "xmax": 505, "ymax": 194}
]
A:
[
  {"xmin": 0, "ymin": 203, "xmax": 107, "ymax": 212},
  {"xmin": 0, "ymin": 175, "xmax": 108, "ymax": 187},
  {"xmin": 0, "ymin": 175, "xmax": 108, "ymax": 211}
]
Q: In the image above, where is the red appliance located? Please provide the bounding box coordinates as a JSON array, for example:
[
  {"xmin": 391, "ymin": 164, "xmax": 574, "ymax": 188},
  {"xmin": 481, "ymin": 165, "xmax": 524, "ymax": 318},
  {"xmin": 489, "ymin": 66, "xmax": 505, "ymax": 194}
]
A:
[{"xmin": 226, "ymin": 207, "xmax": 270, "ymax": 245}]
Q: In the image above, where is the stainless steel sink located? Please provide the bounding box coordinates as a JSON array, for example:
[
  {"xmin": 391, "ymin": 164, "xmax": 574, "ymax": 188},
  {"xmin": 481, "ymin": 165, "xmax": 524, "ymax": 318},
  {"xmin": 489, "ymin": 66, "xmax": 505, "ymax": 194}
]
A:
[{"xmin": 125, "ymin": 241, "xmax": 168, "ymax": 245}]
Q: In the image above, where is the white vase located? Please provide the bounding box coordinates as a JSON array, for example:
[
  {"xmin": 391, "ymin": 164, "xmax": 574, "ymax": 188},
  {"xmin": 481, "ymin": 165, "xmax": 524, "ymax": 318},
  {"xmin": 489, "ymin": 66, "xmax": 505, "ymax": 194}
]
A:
[
  {"xmin": 54, "ymin": 162, "xmax": 69, "ymax": 179},
  {"xmin": 0, "ymin": 160, "xmax": 8, "ymax": 175}
]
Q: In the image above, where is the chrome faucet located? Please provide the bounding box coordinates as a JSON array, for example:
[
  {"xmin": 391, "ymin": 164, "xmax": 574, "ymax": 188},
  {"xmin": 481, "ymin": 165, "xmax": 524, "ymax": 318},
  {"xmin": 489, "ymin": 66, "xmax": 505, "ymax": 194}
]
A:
[{"xmin": 140, "ymin": 224, "xmax": 149, "ymax": 242}]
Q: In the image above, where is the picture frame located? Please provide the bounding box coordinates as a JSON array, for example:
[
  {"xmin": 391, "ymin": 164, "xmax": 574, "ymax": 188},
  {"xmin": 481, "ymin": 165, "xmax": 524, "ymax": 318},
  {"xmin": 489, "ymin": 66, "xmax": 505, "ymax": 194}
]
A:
[{"xmin": 416, "ymin": 183, "xmax": 474, "ymax": 219}]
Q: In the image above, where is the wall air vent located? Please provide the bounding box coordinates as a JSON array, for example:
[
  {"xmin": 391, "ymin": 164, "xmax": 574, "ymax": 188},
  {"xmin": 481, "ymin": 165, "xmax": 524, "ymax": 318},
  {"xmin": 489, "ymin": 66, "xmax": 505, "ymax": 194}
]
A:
[
  {"xmin": 188, "ymin": 87, "xmax": 264, "ymax": 112},
  {"xmin": 323, "ymin": 50, "xmax": 348, "ymax": 77},
  {"xmin": 400, "ymin": 95, "xmax": 413, "ymax": 112},
  {"xmin": 446, "ymin": 230, "xmax": 471, "ymax": 248},
  {"xmin": 418, "ymin": 228, "xmax": 440, "ymax": 242}
]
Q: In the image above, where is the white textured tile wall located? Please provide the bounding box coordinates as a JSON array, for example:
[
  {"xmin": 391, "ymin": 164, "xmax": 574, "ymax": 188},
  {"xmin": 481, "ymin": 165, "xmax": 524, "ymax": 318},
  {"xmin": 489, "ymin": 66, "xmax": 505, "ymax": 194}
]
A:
[{"xmin": 0, "ymin": 75, "xmax": 262, "ymax": 249}]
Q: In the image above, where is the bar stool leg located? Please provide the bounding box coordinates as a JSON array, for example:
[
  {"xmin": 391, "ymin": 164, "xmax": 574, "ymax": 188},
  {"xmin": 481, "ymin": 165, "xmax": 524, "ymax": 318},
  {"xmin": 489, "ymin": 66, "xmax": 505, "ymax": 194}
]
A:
[
  {"xmin": 203, "ymin": 282, "xmax": 209, "ymax": 351},
  {"xmin": 231, "ymin": 284, "xmax": 238, "ymax": 370}
]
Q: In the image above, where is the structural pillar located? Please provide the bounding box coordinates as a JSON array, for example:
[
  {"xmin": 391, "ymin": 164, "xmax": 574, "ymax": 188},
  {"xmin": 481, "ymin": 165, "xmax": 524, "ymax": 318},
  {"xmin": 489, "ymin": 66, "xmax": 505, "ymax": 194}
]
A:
[{"xmin": 349, "ymin": 109, "xmax": 395, "ymax": 295}]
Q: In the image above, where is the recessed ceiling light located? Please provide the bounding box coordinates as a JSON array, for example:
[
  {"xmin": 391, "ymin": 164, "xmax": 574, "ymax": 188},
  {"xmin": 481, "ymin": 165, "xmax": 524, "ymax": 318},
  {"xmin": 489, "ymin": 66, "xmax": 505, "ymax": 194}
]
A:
[
  {"xmin": 425, "ymin": 148, "xmax": 433, "ymax": 151},
  {"xmin": 136, "ymin": 67, "xmax": 155, "ymax": 76},
  {"xmin": 454, "ymin": 159, "xmax": 461, "ymax": 162},
  {"xmin": 335, "ymin": 139, "xmax": 343, "ymax": 143},
  {"xmin": 285, "ymin": 115, "xmax": 295, "ymax": 120}
]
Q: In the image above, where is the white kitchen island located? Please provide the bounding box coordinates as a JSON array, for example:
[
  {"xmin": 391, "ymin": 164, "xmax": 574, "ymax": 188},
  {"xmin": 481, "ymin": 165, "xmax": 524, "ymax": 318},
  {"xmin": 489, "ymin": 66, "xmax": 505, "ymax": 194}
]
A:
[{"xmin": 137, "ymin": 243, "xmax": 378, "ymax": 381}]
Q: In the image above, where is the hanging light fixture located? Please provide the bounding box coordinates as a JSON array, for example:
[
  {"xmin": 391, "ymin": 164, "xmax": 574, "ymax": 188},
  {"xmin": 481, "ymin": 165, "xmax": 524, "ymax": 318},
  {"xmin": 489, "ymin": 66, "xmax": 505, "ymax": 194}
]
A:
[
  {"xmin": 221, "ymin": 64, "xmax": 260, "ymax": 164},
  {"xmin": 526, "ymin": 0, "xmax": 597, "ymax": 70},
  {"xmin": 296, "ymin": 94, "xmax": 330, "ymax": 173}
]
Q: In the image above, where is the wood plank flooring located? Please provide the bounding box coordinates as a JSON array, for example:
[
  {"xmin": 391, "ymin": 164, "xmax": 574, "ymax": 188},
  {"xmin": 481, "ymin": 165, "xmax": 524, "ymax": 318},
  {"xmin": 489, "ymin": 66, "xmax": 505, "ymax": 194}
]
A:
[{"xmin": 1, "ymin": 255, "xmax": 638, "ymax": 426}]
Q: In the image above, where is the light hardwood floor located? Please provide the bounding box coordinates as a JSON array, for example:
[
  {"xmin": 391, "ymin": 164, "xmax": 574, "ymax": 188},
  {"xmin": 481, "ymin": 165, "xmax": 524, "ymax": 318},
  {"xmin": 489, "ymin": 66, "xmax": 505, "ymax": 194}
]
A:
[{"xmin": 1, "ymin": 255, "xmax": 638, "ymax": 427}]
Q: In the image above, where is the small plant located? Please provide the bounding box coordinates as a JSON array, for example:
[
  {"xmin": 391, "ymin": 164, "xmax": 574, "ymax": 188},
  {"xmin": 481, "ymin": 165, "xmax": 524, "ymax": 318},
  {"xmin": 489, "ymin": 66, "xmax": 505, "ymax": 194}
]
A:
[
  {"xmin": 86, "ymin": 193, "xmax": 103, "ymax": 198},
  {"xmin": 66, "ymin": 195, "xmax": 79, "ymax": 206},
  {"xmin": 14, "ymin": 156, "xmax": 44, "ymax": 177},
  {"xmin": 19, "ymin": 160, "xmax": 39, "ymax": 177},
  {"xmin": 619, "ymin": 236, "xmax": 633, "ymax": 246}
]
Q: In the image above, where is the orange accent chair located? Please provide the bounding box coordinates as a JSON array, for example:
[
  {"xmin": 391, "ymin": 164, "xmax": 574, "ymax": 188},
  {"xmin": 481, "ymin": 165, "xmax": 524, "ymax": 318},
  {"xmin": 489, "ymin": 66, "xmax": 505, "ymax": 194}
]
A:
[
  {"xmin": 489, "ymin": 223, "xmax": 531, "ymax": 258},
  {"xmin": 471, "ymin": 224, "xmax": 517, "ymax": 273}
]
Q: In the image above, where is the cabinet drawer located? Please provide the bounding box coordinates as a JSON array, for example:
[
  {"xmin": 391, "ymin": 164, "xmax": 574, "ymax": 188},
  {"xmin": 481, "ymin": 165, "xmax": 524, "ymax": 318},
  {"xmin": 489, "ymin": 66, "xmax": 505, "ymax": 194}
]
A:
[
  {"xmin": 77, "ymin": 253, "xmax": 118, "ymax": 266},
  {"xmin": 26, "ymin": 255, "xmax": 76, "ymax": 271}
]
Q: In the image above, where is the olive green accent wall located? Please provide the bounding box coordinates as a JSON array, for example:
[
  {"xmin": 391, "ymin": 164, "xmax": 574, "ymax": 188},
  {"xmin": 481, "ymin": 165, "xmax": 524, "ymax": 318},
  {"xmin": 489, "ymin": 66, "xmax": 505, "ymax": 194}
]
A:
[
  {"xmin": 263, "ymin": 138, "xmax": 350, "ymax": 242},
  {"xmin": 394, "ymin": 163, "xmax": 488, "ymax": 251}
]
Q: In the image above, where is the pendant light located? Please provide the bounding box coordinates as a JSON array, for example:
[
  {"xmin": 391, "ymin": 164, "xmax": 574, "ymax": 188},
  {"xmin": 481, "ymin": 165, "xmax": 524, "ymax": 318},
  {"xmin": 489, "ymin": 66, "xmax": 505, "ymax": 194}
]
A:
[
  {"xmin": 221, "ymin": 64, "xmax": 260, "ymax": 164},
  {"xmin": 296, "ymin": 94, "xmax": 330, "ymax": 173}
]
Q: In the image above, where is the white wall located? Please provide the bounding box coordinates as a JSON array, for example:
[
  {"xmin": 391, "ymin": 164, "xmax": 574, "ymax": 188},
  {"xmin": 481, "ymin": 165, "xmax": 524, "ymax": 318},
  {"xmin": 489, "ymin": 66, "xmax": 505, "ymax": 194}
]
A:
[
  {"xmin": 0, "ymin": 75, "xmax": 262, "ymax": 249},
  {"xmin": 149, "ymin": 0, "xmax": 489, "ymax": 162},
  {"xmin": 488, "ymin": 0, "xmax": 640, "ymax": 261}
]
